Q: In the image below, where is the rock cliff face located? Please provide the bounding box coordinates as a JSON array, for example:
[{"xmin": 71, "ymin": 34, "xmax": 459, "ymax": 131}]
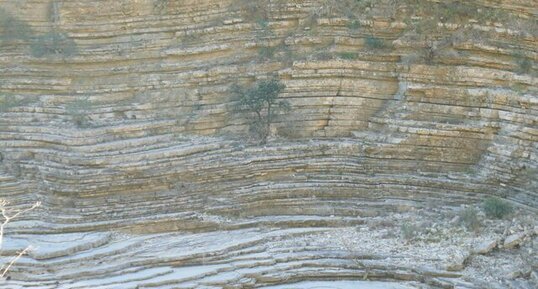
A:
[{"xmin": 0, "ymin": 0, "xmax": 537, "ymax": 288}]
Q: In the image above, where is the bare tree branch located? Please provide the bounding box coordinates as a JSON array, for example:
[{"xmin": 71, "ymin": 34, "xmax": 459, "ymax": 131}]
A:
[
  {"xmin": 0, "ymin": 199, "xmax": 40, "ymax": 280},
  {"xmin": 0, "ymin": 245, "xmax": 32, "ymax": 279}
]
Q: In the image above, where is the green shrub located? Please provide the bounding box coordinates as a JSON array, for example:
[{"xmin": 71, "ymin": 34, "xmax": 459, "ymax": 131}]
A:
[
  {"xmin": 314, "ymin": 51, "xmax": 333, "ymax": 61},
  {"xmin": 153, "ymin": 0, "xmax": 169, "ymax": 14},
  {"xmin": 348, "ymin": 19, "xmax": 360, "ymax": 30},
  {"xmin": 338, "ymin": 52, "xmax": 357, "ymax": 60},
  {"xmin": 66, "ymin": 97, "xmax": 92, "ymax": 128},
  {"xmin": 0, "ymin": 9, "xmax": 32, "ymax": 43},
  {"xmin": 441, "ymin": 1, "xmax": 475, "ymax": 23},
  {"xmin": 30, "ymin": 31, "xmax": 77, "ymax": 58},
  {"xmin": 400, "ymin": 222, "xmax": 418, "ymax": 241},
  {"xmin": 355, "ymin": 0, "xmax": 373, "ymax": 8},
  {"xmin": 256, "ymin": 18, "xmax": 269, "ymax": 29},
  {"xmin": 258, "ymin": 46, "xmax": 277, "ymax": 60},
  {"xmin": 231, "ymin": 0, "xmax": 269, "ymax": 23},
  {"xmin": 365, "ymin": 36, "xmax": 384, "ymax": 49},
  {"xmin": 514, "ymin": 53, "xmax": 532, "ymax": 75},
  {"xmin": 483, "ymin": 197, "xmax": 513, "ymax": 219},
  {"xmin": 0, "ymin": 95, "xmax": 33, "ymax": 112},
  {"xmin": 459, "ymin": 207, "xmax": 480, "ymax": 232}
]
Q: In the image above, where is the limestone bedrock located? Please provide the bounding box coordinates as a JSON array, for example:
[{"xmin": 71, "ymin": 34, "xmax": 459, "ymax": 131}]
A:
[{"xmin": 0, "ymin": 0, "xmax": 536, "ymax": 288}]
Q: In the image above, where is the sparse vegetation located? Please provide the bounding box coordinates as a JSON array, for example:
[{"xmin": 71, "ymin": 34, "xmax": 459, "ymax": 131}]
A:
[
  {"xmin": 231, "ymin": 0, "xmax": 271, "ymax": 24},
  {"xmin": 310, "ymin": 0, "xmax": 377, "ymax": 19},
  {"xmin": 348, "ymin": 19, "xmax": 360, "ymax": 30},
  {"xmin": 400, "ymin": 222, "xmax": 418, "ymax": 241},
  {"xmin": 365, "ymin": 36, "xmax": 385, "ymax": 49},
  {"xmin": 257, "ymin": 46, "xmax": 277, "ymax": 60},
  {"xmin": 483, "ymin": 197, "xmax": 513, "ymax": 219},
  {"xmin": 337, "ymin": 52, "xmax": 357, "ymax": 60},
  {"xmin": 30, "ymin": 31, "xmax": 77, "ymax": 58},
  {"xmin": 0, "ymin": 9, "xmax": 32, "ymax": 44},
  {"xmin": 232, "ymin": 79, "xmax": 290, "ymax": 143},
  {"xmin": 459, "ymin": 207, "xmax": 480, "ymax": 232},
  {"xmin": 252, "ymin": 11, "xmax": 286, "ymax": 63},
  {"xmin": 439, "ymin": 1, "xmax": 474, "ymax": 23},
  {"xmin": 153, "ymin": 0, "xmax": 169, "ymax": 14},
  {"xmin": 66, "ymin": 97, "xmax": 93, "ymax": 128},
  {"xmin": 0, "ymin": 95, "xmax": 33, "ymax": 113},
  {"xmin": 513, "ymin": 52, "xmax": 532, "ymax": 75},
  {"xmin": 395, "ymin": 0, "xmax": 528, "ymax": 65}
]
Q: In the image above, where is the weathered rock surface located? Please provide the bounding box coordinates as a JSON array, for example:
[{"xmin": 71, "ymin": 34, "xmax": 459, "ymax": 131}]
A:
[
  {"xmin": 473, "ymin": 239, "xmax": 497, "ymax": 254},
  {"xmin": 504, "ymin": 233, "xmax": 526, "ymax": 249},
  {"xmin": 445, "ymin": 250, "xmax": 470, "ymax": 271},
  {"xmin": 0, "ymin": 0, "xmax": 537, "ymax": 288}
]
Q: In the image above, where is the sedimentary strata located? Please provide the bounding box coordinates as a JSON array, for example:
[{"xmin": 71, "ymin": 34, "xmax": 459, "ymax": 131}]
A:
[{"xmin": 0, "ymin": 0, "xmax": 536, "ymax": 288}]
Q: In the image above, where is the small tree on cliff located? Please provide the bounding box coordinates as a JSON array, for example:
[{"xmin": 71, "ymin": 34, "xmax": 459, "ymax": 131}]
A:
[{"xmin": 232, "ymin": 79, "xmax": 290, "ymax": 143}]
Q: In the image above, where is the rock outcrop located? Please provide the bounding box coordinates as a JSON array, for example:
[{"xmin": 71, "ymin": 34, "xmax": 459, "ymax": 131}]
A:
[{"xmin": 0, "ymin": 0, "xmax": 536, "ymax": 288}]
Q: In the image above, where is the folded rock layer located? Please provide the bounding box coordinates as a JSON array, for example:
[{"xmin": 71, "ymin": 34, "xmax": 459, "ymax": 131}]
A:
[{"xmin": 0, "ymin": 0, "xmax": 536, "ymax": 288}]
